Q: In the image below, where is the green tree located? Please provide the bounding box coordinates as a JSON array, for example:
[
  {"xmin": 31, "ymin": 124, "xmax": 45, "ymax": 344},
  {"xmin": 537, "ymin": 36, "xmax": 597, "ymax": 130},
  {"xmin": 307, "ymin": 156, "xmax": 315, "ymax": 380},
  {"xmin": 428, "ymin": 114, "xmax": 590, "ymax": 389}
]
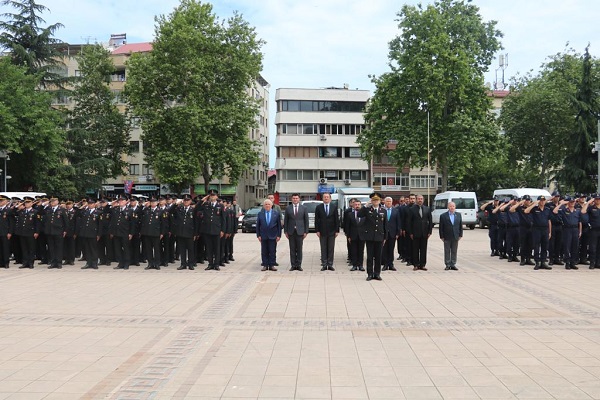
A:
[
  {"xmin": 358, "ymin": 0, "xmax": 502, "ymax": 191},
  {"xmin": 65, "ymin": 44, "xmax": 131, "ymax": 195},
  {"xmin": 0, "ymin": 0, "xmax": 65, "ymax": 86},
  {"xmin": 499, "ymin": 75, "xmax": 572, "ymax": 188},
  {"xmin": 125, "ymin": 0, "xmax": 264, "ymax": 193},
  {"xmin": 0, "ymin": 57, "xmax": 66, "ymax": 192},
  {"xmin": 555, "ymin": 46, "xmax": 600, "ymax": 193}
]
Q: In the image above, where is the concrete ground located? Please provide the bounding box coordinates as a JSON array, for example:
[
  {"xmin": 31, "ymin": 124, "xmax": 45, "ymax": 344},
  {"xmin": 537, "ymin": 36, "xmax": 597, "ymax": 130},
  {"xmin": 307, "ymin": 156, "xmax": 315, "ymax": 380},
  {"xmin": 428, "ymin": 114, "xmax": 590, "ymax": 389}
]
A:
[{"xmin": 1, "ymin": 228, "xmax": 600, "ymax": 400}]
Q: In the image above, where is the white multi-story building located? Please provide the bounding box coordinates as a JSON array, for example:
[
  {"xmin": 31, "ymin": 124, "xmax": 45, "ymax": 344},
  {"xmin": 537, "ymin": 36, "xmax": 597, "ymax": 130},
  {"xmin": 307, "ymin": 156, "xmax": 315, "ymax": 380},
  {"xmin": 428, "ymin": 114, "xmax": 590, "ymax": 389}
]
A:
[{"xmin": 274, "ymin": 87, "xmax": 370, "ymax": 206}]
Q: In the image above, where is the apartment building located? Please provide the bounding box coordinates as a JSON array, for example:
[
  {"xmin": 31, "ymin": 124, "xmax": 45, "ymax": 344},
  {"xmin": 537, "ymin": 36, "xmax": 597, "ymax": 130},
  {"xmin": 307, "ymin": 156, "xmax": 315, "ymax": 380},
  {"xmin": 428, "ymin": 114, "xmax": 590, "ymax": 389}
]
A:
[{"xmin": 274, "ymin": 86, "xmax": 370, "ymax": 206}]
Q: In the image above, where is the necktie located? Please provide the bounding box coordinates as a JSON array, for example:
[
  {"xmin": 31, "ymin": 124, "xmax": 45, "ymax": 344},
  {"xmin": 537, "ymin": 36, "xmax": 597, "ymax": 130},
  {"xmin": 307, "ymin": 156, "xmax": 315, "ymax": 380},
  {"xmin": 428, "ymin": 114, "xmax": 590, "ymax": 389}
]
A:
[
  {"xmin": 419, "ymin": 206, "xmax": 423, "ymax": 217},
  {"xmin": 266, "ymin": 211, "xmax": 270, "ymax": 225},
  {"xmin": 325, "ymin": 205, "xmax": 329, "ymax": 216},
  {"xmin": 294, "ymin": 205, "xmax": 297, "ymax": 216},
  {"xmin": 387, "ymin": 208, "xmax": 391, "ymax": 221}
]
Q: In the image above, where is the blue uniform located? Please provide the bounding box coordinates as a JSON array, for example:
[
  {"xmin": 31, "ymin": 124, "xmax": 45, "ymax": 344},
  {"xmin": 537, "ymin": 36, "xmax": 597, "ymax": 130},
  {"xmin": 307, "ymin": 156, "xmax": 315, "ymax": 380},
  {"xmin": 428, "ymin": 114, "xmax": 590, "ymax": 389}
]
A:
[
  {"xmin": 505, "ymin": 207, "xmax": 520, "ymax": 261},
  {"xmin": 516, "ymin": 205, "xmax": 533, "ymax": 264},
  {"xmin": 586, "ymin": 204, "xmax": 600, "ymax": 268},
  {"xmin": 557, "ymin": 206, "xmax": 581, "ymax": 268},
  {"xmin": 529, "ymin": 205, "xmax": 552, "ymax": 265}
]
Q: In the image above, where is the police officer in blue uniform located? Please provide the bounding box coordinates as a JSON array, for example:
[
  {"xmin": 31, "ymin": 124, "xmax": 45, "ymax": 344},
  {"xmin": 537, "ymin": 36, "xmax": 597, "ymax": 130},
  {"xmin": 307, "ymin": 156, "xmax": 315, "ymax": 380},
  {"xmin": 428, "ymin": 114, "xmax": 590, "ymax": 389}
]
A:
[
  {"xmin": 481, "ymin": 197, "xmax": 500, "ymax": 256},
  {"xmin": 553, "ymin": 196, "xmax": 582, "ymax": 270},
  {"xmin": 524, "ymin": 195, "xmax": 552, "ymax": 270},
  {"xmin": 548, "ymin": 191, "xmax": 564, "ymax": 266},
  {"xmin": 501, "ymin": 198, "xmax": 520, "ymax": 262},
  {"xmin": 511, "ymin": 195, "xmax": 534, "ymax": 266},
  {"xmin": 493, "ymin": 198, "xmax": 509, "ymax": 259},
  {"xmin": 581, "ymin": 194, "xmax": 600, "ymax": 269}
]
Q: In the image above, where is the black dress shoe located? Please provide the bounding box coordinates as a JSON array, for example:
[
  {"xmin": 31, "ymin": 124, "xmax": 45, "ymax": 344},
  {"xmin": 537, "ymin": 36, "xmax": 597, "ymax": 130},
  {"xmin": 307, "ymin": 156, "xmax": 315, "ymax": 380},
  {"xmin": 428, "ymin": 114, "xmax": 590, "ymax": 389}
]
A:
[
  {"xmin": 205, "ymin": 265, "xmax": 214, "ymax": 271},
  {"xmin": 328, "ymin": 266, "xmax": 335, "ymax": 271},
  {"xmin": 389, "ymin": 266, "xmax": 397, "ymax": 271},
  {"xmin": 213, "ymin": 266, "xmax": 220, "ymax": 271},
  {"xmin": 350, "ymin": 266, "xmax": 358, "ymax": 271},
  {"xmin": 223, "ymin": 260, "xmax": 230, "ymax": 264},
  {"xmin": 374, "ymin": 276, "xmax": 382, "ymax": 281},
  {"xmin": 114, "ymin": 265, "xmax": 124, "ymax": 269},
  {"xmin": 198, "ymin": 260, "xmax": 205, "ymax": 264},
  {"xmin": 229, "ymin": 257, "xmax": 235, "ymax": 261},
  {"xmin": 289, "ymin": 267, "xmax": 296, "ymax": 271},
  {"xmin": 420, "ymin": 266, "xmax": 428, "ymax": 271},
  {"xmin": 155, "ymin": 266, "xmax": 161, "ymax": 270},
  {"xmin": 445, "ymin": 266, "xmax": 451, "ymax": 270},
  {"xmin": 145, "ymin": 266, "xmax": 153, "ymax": 270},
  {"xmin": 261, "ymin": 266, "xmax": 268, "ymax": 271},
  {"xmin": 177, "ymin": 265, "xmax": 186, "ymax": 270},
  {"xmin": 525, "ymin": 260, "xmax": 535, "ymax": 266},
  {"xmin": 382, "ymin": 266, "xmax": 389, "ymax": 271},
  {"xmin": 189, "ymin": 266, "xmax": 195, "ymax": 270},
  {"xmin": 274, "ymin": 262, "xmax": 279, "ymax": 266},
  {"xmin": 450, "ymin": 266, "xmax": 458, "ymax": 271},
  {"xmin": 320, "ymin": 266, "xmax": 327, "ymax": 271},
  {"xmin": 570, "ymin": 264, "xmax": 578, "ymax": 270},
  {"xmin": 269, "ymin": 266, "xmax": 277, "ymax": 271},
  {"xmin": 366, "ymin": 275, "xmax": 373, "ymax": 281},
  {"xmin": 359, "ymin": 267, "xmax": 365, "ymax": 271},
  {"xmin": 297, "ymin": 267, "xmax": 303, "ymax": 271}
]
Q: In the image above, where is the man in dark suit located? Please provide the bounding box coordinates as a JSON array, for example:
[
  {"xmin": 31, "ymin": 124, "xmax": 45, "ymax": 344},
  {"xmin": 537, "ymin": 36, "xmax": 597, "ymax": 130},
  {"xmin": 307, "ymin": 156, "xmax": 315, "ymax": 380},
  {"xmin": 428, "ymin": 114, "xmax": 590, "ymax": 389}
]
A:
[
  {"xmin": 284, "ymin": 193, "xmax": 309, "ymax": 271},
  {"xmin": 406, "ymin": 194, "xmax": 433, "ymax": 271},
  {"xmin": 382, "ymin": 196, "xmax": 401, "ymax": 271},
  {"xmin": 256, "ymin": 199, "xmax": 282, "ymax": 271},
  {"xmin": 344, "ymin": 198, "xmax": 365, "ymax": 271},
  {"xmin": 439, "ymin": 201, "xmax": 463, "ymax": 271},
  {"xmin": 315, "ymin": 193, "xmax": 339, "ymax": 271}
]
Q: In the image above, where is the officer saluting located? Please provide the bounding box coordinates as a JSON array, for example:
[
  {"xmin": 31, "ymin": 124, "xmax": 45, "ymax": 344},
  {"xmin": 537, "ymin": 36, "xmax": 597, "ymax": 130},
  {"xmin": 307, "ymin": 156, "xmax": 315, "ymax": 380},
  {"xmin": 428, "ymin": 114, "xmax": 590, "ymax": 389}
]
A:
[
  {"xmin": 43, "ymin": 196, "xmax": 68, "ymax": 269},
  {"xmin": 78, "ymin": 198, "xmax": 101, "ymax": 269},
  {"xmin": 141, "ymin": 197, "xmax": 168, "ymax": 270},
  {"xmin": 199, "ymin": 189, "xmax": 226, "ymax": 271},
  {"xmin": 173, "ymin": 194, "xmax": 196, "ymax": 270},
  {"xmin": 358, "ymin": 192, "xmax": 388, "ymax": 281},
  {"xmin": 0, "ymin": 195, "xmax": 13, "ymax": 268},
  {"xmin": 110, "ymin": 194, "xmax": 136, "ymax": 270},
  {"xmin": 15, "ymin": 196, "xmax": 40, "ymax": 269}
]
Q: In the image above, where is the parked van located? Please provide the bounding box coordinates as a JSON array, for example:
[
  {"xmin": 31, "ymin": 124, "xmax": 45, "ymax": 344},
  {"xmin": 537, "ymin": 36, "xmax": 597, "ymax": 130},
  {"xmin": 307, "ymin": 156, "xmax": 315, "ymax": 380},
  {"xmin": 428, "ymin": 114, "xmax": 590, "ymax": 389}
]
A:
[
  {"xmin": 432, "ymin": 191, "xmax": 478, "ymax": 229},
  {"xmin": 300, "ymin": 200, "xmax": 323, "ymax": 231},
  {"xmin": 493, "ymin": 188, "xmax": 552, "ymax": 202},
  {"xmin": 0, "ymin": 192, "xmax": 47, "ymax": 200}
]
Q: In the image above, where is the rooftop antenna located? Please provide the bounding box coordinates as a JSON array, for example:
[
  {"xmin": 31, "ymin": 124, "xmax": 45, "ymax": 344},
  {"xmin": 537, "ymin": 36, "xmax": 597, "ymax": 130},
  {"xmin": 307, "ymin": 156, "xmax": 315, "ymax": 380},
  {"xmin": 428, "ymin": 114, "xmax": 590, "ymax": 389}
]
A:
[
  {"xmin": 494, "ymin": 53, "xmax": 508, "ymax": 90},
  {"xmin": 81, "ymin": 36, "xmax": 97, "ymax": 45}
]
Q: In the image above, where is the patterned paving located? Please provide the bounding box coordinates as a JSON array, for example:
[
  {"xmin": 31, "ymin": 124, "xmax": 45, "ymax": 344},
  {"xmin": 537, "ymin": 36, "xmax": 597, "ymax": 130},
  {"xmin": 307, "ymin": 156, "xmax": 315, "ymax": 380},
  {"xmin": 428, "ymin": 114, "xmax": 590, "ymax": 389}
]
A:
[{"xmin": 0, "ymin": 229, "xmax": 600, "ymax": 399}]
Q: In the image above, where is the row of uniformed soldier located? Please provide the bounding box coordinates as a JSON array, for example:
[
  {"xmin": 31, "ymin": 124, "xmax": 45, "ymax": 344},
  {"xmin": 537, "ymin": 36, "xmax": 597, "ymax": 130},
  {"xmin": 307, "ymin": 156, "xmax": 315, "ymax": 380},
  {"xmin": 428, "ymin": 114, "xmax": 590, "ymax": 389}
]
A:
[
  {"xmin": 482, "ymin": 192, "xmax": 600, "ymax": 270},
  {"xmin": 0, "ymin": 189, "xmax": 237, "ymax": 271}
]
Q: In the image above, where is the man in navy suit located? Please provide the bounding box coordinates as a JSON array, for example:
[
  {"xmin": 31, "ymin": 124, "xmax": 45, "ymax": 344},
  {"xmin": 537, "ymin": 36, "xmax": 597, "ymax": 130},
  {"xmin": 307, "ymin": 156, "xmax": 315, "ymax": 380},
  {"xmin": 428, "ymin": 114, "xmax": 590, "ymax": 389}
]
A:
[
  {"xmin": 256, "ymin": 199, "xmax": 282, "ymax": 271},
  {"xmin": 382, "ymin": 196, "xmax": 401, "ymax": 271},
  {"xmin": 406, "ymin": 195, "xmax": 433, "ymax": 271},
  {"xmin": 439, "ymin": 201, "xmax": 463, "ymax": 271},
  {"xmin": 315, "ymin": 193, "xmax": 339, "ymax": 271}
]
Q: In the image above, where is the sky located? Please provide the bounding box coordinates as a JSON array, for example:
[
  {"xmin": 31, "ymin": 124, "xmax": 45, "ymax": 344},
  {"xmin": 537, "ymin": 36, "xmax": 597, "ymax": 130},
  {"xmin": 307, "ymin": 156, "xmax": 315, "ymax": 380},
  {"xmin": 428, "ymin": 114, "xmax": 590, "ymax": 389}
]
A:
[{"xmin": 10, "ymin": 0, "xmax": 600, "ymax": 165}]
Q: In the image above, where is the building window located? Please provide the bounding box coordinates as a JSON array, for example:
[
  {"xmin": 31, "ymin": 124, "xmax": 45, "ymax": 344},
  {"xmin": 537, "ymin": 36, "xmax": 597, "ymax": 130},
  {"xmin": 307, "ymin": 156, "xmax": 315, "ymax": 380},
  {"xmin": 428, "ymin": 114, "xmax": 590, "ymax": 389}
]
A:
[
  {"xmin": 279, "ymin": 100, "xmax": 365, "ymax": 112},
  {"xmin": 320, "ymin": 170, "xmax": 343, "ymax": 180},
  {"xmin": 373, "ymin": 173, "xmax": 409, "ymax": 189},
  {"xmin": 142, "ymin": 164, "xmax": 154, "ymax": 175},
  {"xmin": 129, "ymin": 164, "xmax": 140, "ymax": 175},
  {"xmin": 410, "ymin": 175, "xmax": 436, "ymax": 189},
  {"xmin": 346, "ymin": 170, "xmax": 368, "ymax": 181},
  {"xmin": 112, "ymin": 90, "xmax": 125, "ymax": 104},
  {"xmin": 319, "ymin": 147, "xmax": 342, "ymax": 158},
  {"xmin": 130, "ymin": 141, "xmax": 140, "ymax": 153}
]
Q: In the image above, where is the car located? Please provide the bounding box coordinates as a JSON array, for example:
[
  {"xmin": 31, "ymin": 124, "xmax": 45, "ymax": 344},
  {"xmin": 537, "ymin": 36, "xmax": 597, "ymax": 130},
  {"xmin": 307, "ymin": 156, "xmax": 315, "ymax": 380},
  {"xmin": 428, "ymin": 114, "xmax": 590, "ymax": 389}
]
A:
[
  {"xmin": 476, "ymin": 200, "xmax": 491, "ymax": 229},
  {"xmin": 431, "ymin": 191, "xmax": 478, "ymax": 229},
  {"xmin": 300, "ymin": 200, "xmax": 323, "ymax": 231},
  {"xmin": 238, "ymin": 211, "xmax": 245, "ymax": 229},
  {"xmin": 241, "ymin": 206, "xmax": 262, "ymax": 233}
]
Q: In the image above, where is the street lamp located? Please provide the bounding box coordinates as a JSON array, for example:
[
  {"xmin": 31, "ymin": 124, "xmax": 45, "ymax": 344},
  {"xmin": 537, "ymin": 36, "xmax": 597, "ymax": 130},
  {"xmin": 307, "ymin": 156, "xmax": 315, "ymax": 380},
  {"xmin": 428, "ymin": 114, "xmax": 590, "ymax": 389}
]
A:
[
  {"xmin": 0, "ymin": 150, "xmax": 8, "ymax": 192},
  {"xmin": 427, "ymin": 110, "xmax": 431, "ymax": 206}
]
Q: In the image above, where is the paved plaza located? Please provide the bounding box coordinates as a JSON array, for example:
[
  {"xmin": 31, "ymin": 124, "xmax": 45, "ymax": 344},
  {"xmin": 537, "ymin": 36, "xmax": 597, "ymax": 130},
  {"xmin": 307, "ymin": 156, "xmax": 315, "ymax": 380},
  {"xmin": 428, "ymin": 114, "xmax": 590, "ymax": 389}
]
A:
[{"xmin": 1, "ymin": 228, "xmax": 600, "ymax": 399}]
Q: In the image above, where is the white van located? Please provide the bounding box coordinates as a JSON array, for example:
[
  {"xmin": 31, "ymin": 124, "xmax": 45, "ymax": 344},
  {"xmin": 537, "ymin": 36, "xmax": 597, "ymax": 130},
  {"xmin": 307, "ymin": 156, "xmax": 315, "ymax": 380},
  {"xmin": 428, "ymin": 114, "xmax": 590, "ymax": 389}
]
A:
[
  {"xmin": 300, "ymin": 200, "xmax": 323, "ymax": 231},
  {"xmin": 432, "ymin": 191, "xmax": 478, "ymax": 229},
  {"xmin": 0, "ymin": 192, "xmax": 47, "ymax": 200},
  {"xmin": 493, "ymin": 188, "xmax": 552, "ymax": 202}
]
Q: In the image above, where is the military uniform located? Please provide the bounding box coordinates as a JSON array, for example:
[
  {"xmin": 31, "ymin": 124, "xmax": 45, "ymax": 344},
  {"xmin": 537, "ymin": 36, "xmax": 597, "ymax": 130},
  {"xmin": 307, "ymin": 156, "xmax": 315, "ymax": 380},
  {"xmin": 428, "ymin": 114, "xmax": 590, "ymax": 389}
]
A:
[
  {"xmin": 78, "ymin": 202, "xmax": 101, "ymax": 269},
  {"xmin": 548, "ymin": 192, "xmax": 564, "ymax": 265},
  {"xmin": 15, "ymin": 199, "xmax": 40, "ymax": 268},
  {"xmin": 129, "ymin": 200, "xmax": 143, "ymax": 266},
  {"xmin": 109, "ymin": 198, "xmax": 136, "ymax": 269},
  {"xmin": 0, "ymin": 196, "xmax": 14, "ymax": 268},
  {"xmin": 140, "ymin": 201, "xmax": 168, "ymax": 270},
  {"xmin": 220, "ymin": 203, "xmax": 236, "ymax": 266},
  {"xmin": 358, "ymin": 193, "xmax": 388, "ymax": 280},
  {"xmin": 43, "ymin": 200, "xmax": 68, "ymax": 269},
  {"xmin": 173, "ymin": 196, "xmax": 197, "ymax": 270},
  {"xmin": 199, "ymin": 192, "xmax": 226, "ymax": 270},
  {"xmin": 97, "ymin": 200, "xmax": 113, "ymax": 265},
  {"xmin": 583, "ymin": 196, "xmax": 600, "ymax": 269},
  {"xmin": 63, "ymin": 204, "xmax": 77, "ymax": 265}
]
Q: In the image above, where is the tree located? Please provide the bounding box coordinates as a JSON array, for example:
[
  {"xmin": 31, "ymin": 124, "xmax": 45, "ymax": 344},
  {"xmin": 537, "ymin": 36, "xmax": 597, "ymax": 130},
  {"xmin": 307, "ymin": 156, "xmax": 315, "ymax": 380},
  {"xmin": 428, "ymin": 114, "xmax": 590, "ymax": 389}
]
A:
[
  {"xmin": 0, "ymin": 0, "xmax": 65, "ymax": 86},
  {"xmin": 0, "ymin": 57, "xmax": 66, "ymax": 192},
  {"xmin": 358, "ymin": 0, "xmax": 502, "ymax": 191},
  {"xmin": 555, "ymin": 46, "xmax": 600, "ymax": 193},
  {"xmin": 65, "ymin": 44, "xmax": 131, "ymax": 195},
  {"xmin": 499, "ymin": 75, "xmax": 572, "ymax": 188},
  {"xmin": 125, "ymin": 0, "xmax": 264, "ymax": 194}
]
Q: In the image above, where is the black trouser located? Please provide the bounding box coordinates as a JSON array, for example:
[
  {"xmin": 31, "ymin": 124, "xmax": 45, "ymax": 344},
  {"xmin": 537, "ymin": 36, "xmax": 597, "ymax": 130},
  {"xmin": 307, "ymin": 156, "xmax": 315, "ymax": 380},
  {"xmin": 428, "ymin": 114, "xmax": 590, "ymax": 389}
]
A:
[
  {"xmin": 169, "ymin": 234, "xmax": 177, "ymax": 262},
  {"xmin": 37, "ymin": 232, "xmax": 47, "ymax": 262},
  {"xmin": 229, "ymin": 233, "xmax": 235, "ymax": 259},
  {"xmin": 63, "ymin": 235, "xmax": 75, "ymax": 263},
  {"xmin": 130, "ymin": 234, "xmax": 141, "ymax": 265},
  {"xmin": 349, "ymin": 237, "xmax": 364, "ymax": 267},
  {"xmin": 488, "ymin": 224, "xmax": 498, "ymax": 252},
  {"xmin": 532, "ymin": 227, "xmax": 549, "ymax": 262},
  {"xmin": 381, "ymin": 234, "xmax": 396, "ymax": 267},
  {"xmin": 205, "ymin": 234, "xmax": 220, "ymax": 267},
  {"xmin": 75, "ymin": 235, "xmax": 84, "ymax": 259},
  {"xmin": 411, "ymin": 236, "xmax": 428, "ymax": 267},
  {"xmin": 113, "ymin": 235, "xmax": 130, "ymax": 267},
  {"xmin": 397, "ymin": 235, "xmax": 404, "ymax": 259},
  {"xmin": 497, "ymin": 224, "xmax": 506, "ymax": 255},
  {"xmin": 47, "ymin": 234, "xmax": 64, "ymax": 267},
  {"xmin": 18, "ymin": 235, "xmax": 36, "ymax": 267},
  {"xmin": 562, "ymin": 227, "xmax": 579, "ymax": 265},
  {"xmin": 288, "ymin": 232, "xmax": 305, "ymax": 268},
  {"xmin": 579, "ymin": 227, "xmax": 589, "ymax": 262},
  {"xmin": 550, "ymin": 225, "xmax": 563, "ymax": 262},
  {"xmin": 319, "ymin": 234, "xmax": 335, "ymax": 266},
  {"xmin": 160, "ymin": 234, "xmax": 170, "ymax": 265},
  {"xmin": 195, "ymin": 234, "xmax": 205, "ymax": 263},
  {"xmin": 97, "ymin": 234, "xmax": 112, "ymax": 264},
  {"xmin": 519, "ymin": 226, "xmax": 532, "ymax": 261},
  {"xmin": 505, "ymin": 226, "xmax": 519, "ymax": 259},
  {"xmin": 177, "ymin": 236, "xmax": 195, "ymax": 268},
  {"xmin": 0, "ymin": 234, "xmax": 10, "ymax": 267},
  {"xmin": 587, "ymin": 229, "xmax": 600, "ymax": 266},
  {"xmin": 365, "ymin": 240, "xmax": 383, "ymax": 277},
  {"xmin": 82, "ymin": 236, "xmax": 98, "ymax": 267},
  {"xmin": 143, "ymin": 235, "xmax": 161, "ymax": 268},
  {"xmin": 11, "ymin": 235, "xmax": 21, "ymax": 263},
  {"xmin": 404, "ymin": 234, "xmax": 413, "ymax": 264}
]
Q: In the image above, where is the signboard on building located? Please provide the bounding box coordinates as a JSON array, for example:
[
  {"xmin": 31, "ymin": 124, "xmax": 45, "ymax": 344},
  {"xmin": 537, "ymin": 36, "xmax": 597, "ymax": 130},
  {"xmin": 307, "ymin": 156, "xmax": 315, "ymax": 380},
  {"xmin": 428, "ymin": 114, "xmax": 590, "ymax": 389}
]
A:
[
  {"xmin": 102, "ymin": 185, "xmax": 115, "ymax": 191},
  {"xmin": 325, "ymin": 170, "xmax": 337, "ymax": 178},
  {"xmin": 349, "ymin": 148, "xmax": 362, "ymax": 158},
  {"xmin": 382, "ymin": 185, "xmax": 402, "ymax": 191},
  {"xmin": 317, "ymin": 184, "xmax": 335, "ymax": 194},
  {"xmin": 135, "ymin": 185, "xmax": 158, "ymax": 191}
]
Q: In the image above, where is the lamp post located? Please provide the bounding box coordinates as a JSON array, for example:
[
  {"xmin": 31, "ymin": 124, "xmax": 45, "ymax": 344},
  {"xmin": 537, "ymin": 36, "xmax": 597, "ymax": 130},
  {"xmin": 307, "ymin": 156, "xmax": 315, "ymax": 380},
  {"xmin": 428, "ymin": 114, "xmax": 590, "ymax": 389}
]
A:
[
  {"xmin": 427, "ymin": 110, "xmax": 431, "ymax": 206},
  {"xmin": 0, "ymin": 150, "xmax": 7, "ymax": 192}
]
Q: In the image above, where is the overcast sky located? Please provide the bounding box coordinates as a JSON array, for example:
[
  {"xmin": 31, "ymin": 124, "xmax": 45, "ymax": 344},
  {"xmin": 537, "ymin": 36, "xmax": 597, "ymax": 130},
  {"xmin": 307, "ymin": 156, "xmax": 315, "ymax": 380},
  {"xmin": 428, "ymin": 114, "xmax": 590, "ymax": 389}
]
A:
[{"xmin": 21, "ymin": 0, "xmax": 600, "ymax": 165}]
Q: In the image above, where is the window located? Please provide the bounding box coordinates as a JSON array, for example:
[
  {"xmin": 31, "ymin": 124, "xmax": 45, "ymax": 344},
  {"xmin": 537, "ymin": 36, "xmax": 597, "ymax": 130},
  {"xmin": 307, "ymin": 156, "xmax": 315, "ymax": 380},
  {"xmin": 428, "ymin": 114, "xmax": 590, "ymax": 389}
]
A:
[
  {"xmin": 279, "ymin": 100, "xmax": 366, "ymax": 112},
  {"xmin": 129, "ymin": 141, "xmax": 140, "ymax": 153},
  {"xmin": 142, "ymin": 164, "xmax": 154, "ymax": 175},
  {"xmin": 319, "ymin": 147, "xmax": 342, "ymax": 158},
  {"xmin": 129, "ymin": 164, "xmax": 140, "ymax": 175},
  {"xmin": 320, "ymin": 170, "xmax": 343, "ymax": 180},
  {"xmin": 410, "ymin": 175, "xmax": 436, "ymax": 189},
  {"xmin": 344, "ymin": 148, "xmax": 362, "ymax": 158},
  {"xmin": 112, "ymin": 90, "xmax": 125, "ymax": 104},
  {"xmin": 434, "ymin": 199, "xmax": 448, "ymax": 210},
  {"xmin": 373, "ymin": 173, "xmax": 409, "ymax": 189},
  {"xmin": 347, "ymin": 170, "xmax": 368, "ymax": 181}
]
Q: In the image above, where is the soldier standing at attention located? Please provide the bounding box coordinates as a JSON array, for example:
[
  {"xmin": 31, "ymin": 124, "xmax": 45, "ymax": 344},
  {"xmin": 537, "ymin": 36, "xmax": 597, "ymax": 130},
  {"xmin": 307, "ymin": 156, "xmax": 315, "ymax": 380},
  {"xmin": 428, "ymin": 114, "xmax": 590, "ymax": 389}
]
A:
[
  {"xmin": 0, "ymin": 195, "xmax": 13, "ymax": 268},
  {"xmin": 358, "ymin": 192, "xmax": 387, "ymax": 281},
  {"xmin": 174, "ymin": 194, "xmax": 197, "ymax": 270},
  {"xmin": 63, "ymin": 200, "xmax": 76, "ymax": 265},
  {"xmin": 78, "ymin": 198, "xmax": 101, "ymax": 270},
  {"xmin": 524, "ymin": 195, "xmax": 552, "ymax": 270},
  {"xmin": 16, "ymin": 197, "xmax": 39, "ymax": 269},
  {"xmin": 110, "ymin": 195, "xmax": 135, "ymax": 270},
  {"xmin": 141, "ymin": 197, "xmax": 167, "ymax": 270},
  {"xmin": 553, "ymin": 196, "xmax": 582, "ymax": 270},
  {"xmin": 200, "ymin": 190, "xmax": 225, "ymax": 271},
  {"xmin": 44, "ymin": 196, "xmax": 68, "ymax": 269}
]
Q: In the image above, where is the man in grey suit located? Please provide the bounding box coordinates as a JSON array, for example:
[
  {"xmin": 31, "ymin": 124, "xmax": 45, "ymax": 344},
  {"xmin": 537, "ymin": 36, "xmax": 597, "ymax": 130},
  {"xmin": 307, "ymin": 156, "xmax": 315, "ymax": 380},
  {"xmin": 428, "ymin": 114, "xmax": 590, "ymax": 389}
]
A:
[
  {"xmin": 439, "ymin": 201, "xmax": 463, "ymax": 271},
  {"xmin": 284, "ymin": 193, "xmax": 309, "ymax": 271}
]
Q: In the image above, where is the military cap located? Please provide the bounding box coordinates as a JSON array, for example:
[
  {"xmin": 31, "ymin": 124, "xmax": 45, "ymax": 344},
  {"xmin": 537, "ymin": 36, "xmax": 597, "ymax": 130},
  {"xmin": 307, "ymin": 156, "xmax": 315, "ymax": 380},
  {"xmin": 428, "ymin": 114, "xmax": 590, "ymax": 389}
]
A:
[
  {"xmin": 565, "ymin": 196, "xmax": 574, "ymax": 202},
  {"xmin": 208, "ymin": 189, "xmax": 218, "ymax": 195},
  {"xmin": 117, "ymin": 194, "xmax": 128, "ymax": 201},
  {"xmin": 537, "ymin": 195, "xmax": 546, "ymax": 201},
  {"xmin": 552, "ymin": 191, "xmax": 560, "ymax": 197},
  {"xmin": 369, "ymin": 192, "xmax": 383, "ymax": 201},
  {"xmin": 23, "ymin": 196, "xmax": 34, "ymax": 202},
  {"xmin": 99, "ymin": 197, "xmax": 109, "ymax": 203},
  {"xmin": 171, "ymin": 195, "xmax": 178, "ymax": 200},
  {"xmin": 522, "ymin": 195, "xmax": 531, "ymax": 201},
  {"xmin": 503, "ymin": 198, "xmax": 511, "ymax": 203},
  {"xmin": 130, "ymin": 195, "xmax": 139, "ymax": 201},
  {"xmin": 580, "ymin": 193, "xmax": 587, "ymax": 198},
  {"xmin": 493, "ymin": 195, "xmax": 499, "ymax": 200},
  {"xmin": 149, "ymin": 196, "xmax": 158, "ymax": 202},
  {"xmin": 86, "ymin": 197, "xmax": 97, "ymax": 203},
  {"xmin": 41, "ymin": 197, "xmax": 49, "ymax": 202},
  {"xmin": 182, "ymin": 194, "xmax": 192, "ymax": 201},
  {"xmin": 65, "ymin": 200, "xmax": 74, "ymax": 205},
  {"xmin": 0, "ymin": 195, "xmax": 9, "ymax": 201},
  {"xmin": 594, "ymin": 194, "xmax": 600, "ymax": 200},
  {"xmin": 49, "ymin": 195, "xmax": 58, "ymax": 201},
  {"xmin": 158, "ymin": 195, "xmax": 166, "ymax": 201}
]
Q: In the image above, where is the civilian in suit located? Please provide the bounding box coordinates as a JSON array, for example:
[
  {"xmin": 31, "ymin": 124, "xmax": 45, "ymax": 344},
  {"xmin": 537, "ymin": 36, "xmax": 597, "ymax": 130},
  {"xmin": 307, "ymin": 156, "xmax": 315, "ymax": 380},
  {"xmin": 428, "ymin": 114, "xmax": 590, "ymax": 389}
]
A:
[
  {"xmin": 344, "ymin": 198, "xmax": 365, "ymax": 271},
  {"xmin": 382, "ymin": 197, "xmax": 402, "ymax": 271},
  {"xmin": 256, "ymin": 199, "xmax": 282, "ymax": 271},
  {"xmin": 406, "ymin": 195, "xmax": 433, "ymax": 271},
  {"xmin": 358, "ymin": 193, "xmax": 387, "ymax": 280},
  {"xmin": 402, "ymin": 194, "xmax": 417, "ymax": 266},
  {"xmin": 315, "ymin": 193, "xmax": 339, "ymax": 271},
  {"xmin": 439, "ymin": 202, "xmax": 463, "ymax": 271},
  {"xmin": 284, "ymin": 193, "xmax": 309, "ymax": 271}
]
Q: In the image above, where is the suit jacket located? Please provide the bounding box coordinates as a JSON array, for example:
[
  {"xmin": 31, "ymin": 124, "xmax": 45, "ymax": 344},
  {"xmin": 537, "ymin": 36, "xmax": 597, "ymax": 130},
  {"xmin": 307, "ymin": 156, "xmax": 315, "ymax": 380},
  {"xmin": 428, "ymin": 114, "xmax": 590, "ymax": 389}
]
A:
[
  {"xmin": 439, "ymin": 211, "xmax": 463, "ymax": 240},
  {"xmin": 314, "ymin": 202, "xmax": 339, "ymax": 236},
  {"xmin": 406, "ymin": 204, "xmax": 433, "ymax": 238},
  {"xmin": 383, "ymin": 206, "xmax": 402, "ymax": 239},
  {"xmin": 256, "ymin": 209, "xmax": 282, "ymax": 240},
  {"xmin": 284, "ymin": 203, "xmax": 309, "ymax": 235},
  {"xmin": 343, "ymin": 208, "xmax": 362, "ymax": 241}
]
